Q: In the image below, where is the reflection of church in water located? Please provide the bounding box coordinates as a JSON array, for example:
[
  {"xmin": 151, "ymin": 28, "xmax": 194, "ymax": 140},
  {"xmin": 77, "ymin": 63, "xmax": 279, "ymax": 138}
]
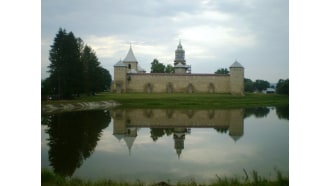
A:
[{"xmin": 112, "ymin": 109, "xmax": 244, "ymax": 158}]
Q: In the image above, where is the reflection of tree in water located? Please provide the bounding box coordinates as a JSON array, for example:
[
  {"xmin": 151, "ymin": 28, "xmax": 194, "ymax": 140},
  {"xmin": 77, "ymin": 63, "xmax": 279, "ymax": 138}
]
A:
[
  {"xmin": 276, "ymin": 105, "xmax": 289, "ymax": 120},
  {"xmin": 44, "ymin": 110, "xmax": 111, "ymax": 177},
  {"xmin": 214, "ymin": 127, "xmax": 229, "ymax": 133},
  {"xmin": 150, "ymin": 128, "xmax": 173, "ymax": 141},
  {"xmin": 244, "ymin": 107, "xmax": 270, "ymax": 118}
]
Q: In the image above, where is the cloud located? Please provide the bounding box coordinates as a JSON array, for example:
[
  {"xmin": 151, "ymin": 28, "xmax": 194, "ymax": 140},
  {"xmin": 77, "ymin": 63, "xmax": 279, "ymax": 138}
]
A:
[{"xmin": 41, "ymin": 0, "xmax": 288, "ymax": 82}]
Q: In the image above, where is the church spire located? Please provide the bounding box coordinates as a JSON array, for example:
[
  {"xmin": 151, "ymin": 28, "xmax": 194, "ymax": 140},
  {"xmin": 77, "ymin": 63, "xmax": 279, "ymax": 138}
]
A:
[
  {"xmin": 174, "ymin": 40, "xmax": 186, "ymax": 65},
  {"xmin": 123, "ymin": 44, "xmax": 138, "ymax": 62},
  {"xmin": 178, "ymin": 39, "xmax": 182, "ymax": 48}
]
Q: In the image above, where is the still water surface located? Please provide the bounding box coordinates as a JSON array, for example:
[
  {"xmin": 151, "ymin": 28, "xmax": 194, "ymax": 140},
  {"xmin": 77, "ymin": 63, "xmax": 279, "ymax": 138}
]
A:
[{"xmin": 41, "ymin": 106, "xmax": 288, "ymax": 183}]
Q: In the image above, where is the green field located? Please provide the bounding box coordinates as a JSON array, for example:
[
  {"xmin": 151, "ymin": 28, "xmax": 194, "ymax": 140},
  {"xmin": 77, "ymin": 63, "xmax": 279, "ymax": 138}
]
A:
[
  {"xmin": 42, "ymin": 92, "xmax": 289, "ymax": 109},
  {"xmin": 42, "ymin": 169, "xmax": 289, "ymax": 186}
]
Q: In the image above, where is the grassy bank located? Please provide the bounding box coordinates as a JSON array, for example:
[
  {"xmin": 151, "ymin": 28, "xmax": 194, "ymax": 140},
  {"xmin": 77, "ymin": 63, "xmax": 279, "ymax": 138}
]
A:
[
  {"xmin": 41, "ymin": 169, "xmax": 289, "ymax": 186},
  {"xmin": 42, "ymin": 92, "xmax": 289, "ymax": 109}
]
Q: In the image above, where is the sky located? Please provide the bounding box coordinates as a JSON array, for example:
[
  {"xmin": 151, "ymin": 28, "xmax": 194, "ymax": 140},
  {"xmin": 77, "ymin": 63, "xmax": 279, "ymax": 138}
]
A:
[{"xmin": 41, "ymin": 0, "xmax": 288, "ymax": 83}]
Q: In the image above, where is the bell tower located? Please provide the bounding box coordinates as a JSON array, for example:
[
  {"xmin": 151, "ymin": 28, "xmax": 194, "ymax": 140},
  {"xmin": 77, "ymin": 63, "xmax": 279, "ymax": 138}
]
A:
[
  {"xmin": 174, "ymin": 40, "xmax": 186, "ymax": 65},
  {"xmin": 174, "ymin": 41, "xmax": 190, "ymax": 74}
]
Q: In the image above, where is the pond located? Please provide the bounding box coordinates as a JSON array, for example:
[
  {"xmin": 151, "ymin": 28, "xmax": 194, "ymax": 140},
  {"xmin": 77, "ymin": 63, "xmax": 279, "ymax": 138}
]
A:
[{"xmin": 41, "ymin": 106, "xmax": 289, "ymax": 183}]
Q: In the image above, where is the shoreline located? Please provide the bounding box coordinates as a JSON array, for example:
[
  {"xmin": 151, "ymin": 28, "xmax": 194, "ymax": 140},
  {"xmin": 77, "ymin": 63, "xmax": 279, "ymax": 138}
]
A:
[
  {"xmin": 41, "ymin": 100, "xmax": 120, "ymax": 114},
  {"xmin": 41, "ymin": 92, "xmax": 289, "ymax": 112}
]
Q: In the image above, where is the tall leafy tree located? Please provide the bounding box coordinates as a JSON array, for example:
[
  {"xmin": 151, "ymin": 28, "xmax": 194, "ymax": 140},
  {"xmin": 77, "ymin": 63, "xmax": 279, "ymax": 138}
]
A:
[
  {"xmin": 150, "ymin": 59, "xmax": 165, "ymax": 73},
  {"xmin": 48, "ymin": 28, "xmax": 83, "ymax": 99},
  {"xmin": 276, "ymin": 79, "xmax": 289, "ymax": 95},
  {"xmin": 244, "ymin": 78, "xmax": 255, "ymax": 92},
  {"xmin": 254, "ymin": 79, "xmax": 270, "ymax": 92},
  {"xmin": 46, "ymin": 28, "xmax": 112, "ymax": 99},
  {"xmin": 165, "ymin": 64, "xmax": 174, "ymax": 73},
  {"xmin": 81, "ymin": 45, "xmax": 112, "ymax": 94},
  {"xmin": 81, "ymin": 45, "xmax": 101, "ymax": 94},
  {"xmin": 98, "ymin": 67, "xmax": 112, "ymax": 91}
]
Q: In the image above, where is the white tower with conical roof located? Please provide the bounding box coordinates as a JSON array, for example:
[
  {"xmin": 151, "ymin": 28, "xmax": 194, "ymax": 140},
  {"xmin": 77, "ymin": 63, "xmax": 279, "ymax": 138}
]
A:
[
  {"xmin": 229, "ymin": 60, "xmax": 244, "ymax": 95},
  {"xmin": 123, "ymin": 44, "xmax": 139, "ymax": 72}
]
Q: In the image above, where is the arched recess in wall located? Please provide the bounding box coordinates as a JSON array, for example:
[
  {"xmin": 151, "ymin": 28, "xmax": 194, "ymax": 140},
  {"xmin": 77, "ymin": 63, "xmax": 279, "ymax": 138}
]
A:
[
  {"xmin": 208, "ymin": 83, "xmax": 215, "ymax": 93},
  {"xmin": 167, "ymin": 82, "xmax": 173, "ymax": 93},
  {"xmin": 144, "ymin": 109, "xmax": 153, "ymax": 118},
  {"xmin": 186, "ymin": 110, "xmax": 194, "ymax": 118},
  {"xmin": 208, "ymin": 109, "xmax": 215, "ymax": 119},
  {"xmin": 166, "ymin": 109, "xmax": 173, "ymax": 118},
  {"xmin": 145, "ymin": 83, "xmax": 152, "ymax": 93},
  {"xmin": 187, "ymin": 83, "xmax": 193, "ymax": 93}
]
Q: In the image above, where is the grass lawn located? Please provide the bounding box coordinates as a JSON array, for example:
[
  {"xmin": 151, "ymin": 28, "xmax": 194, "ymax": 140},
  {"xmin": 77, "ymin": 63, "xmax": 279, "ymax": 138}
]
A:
[
  {"xmin": 42, "ymin": 168, "xmax": 288, "ymax": 186},
  {"xmin": 42, "ymin": 92, "xmax": 289, "ymax": 109}
]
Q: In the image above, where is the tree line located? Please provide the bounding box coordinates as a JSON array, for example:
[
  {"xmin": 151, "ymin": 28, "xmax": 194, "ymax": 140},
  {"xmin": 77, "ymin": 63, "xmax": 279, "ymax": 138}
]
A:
[
  {"xmin": 244, "ymin": 78, "xmax": 289, "ymax": 94},
  {"xmin": 42, "ymin": 28, "xmax": 111, "ymax": 99}
]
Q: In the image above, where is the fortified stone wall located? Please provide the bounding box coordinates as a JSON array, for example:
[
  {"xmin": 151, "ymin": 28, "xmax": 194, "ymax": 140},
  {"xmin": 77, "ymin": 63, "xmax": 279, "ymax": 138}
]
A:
[
  {"xmin": 126, "ymin": 73, "xmax": 231, "ymax": 93},
  {"xmin": 112, "ymin": 44, "xmax": 244, "ymax": 95}
]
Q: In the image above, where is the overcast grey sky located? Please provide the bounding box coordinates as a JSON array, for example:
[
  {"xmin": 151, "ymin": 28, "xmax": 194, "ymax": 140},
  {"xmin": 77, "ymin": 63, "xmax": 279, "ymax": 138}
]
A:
[{"xmin": 41, "ymin": 0, "xmax": 288, "ymax": 83}]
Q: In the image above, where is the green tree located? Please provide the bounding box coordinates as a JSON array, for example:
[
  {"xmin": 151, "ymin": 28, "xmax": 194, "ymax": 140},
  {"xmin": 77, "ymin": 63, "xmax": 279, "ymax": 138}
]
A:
[
  {"xmin": 276, "ymin": 79, "xmax": 289, "ymax": 95},
  {"xmin": 165, "ymin": 64, "xmax": 174, "ymax": 73},
  {"xmin": 244, "ymin": 78, "xmax": 255, "ymax": 92},
  {"xmin": 98, "ymin": 67, "xmax": 112, "ymax": 91},
  {"xmin": 254, "ymin": 79, "xmax": 270, "ymax": 92},
  {"xmin": 215, "ymin": 68, "xmax": 229, "ymax": 74},
  {"xmin": 81, "ymin": 45, "xmax": 103, "ymax": 94},
  {"xmin": 45, "ymin": 28, "xmax": 112, "ymax": 99},
  {"xmin": 48, "ymin": 28, "xmax": 83, "ymax": 99},
  {"xmin": 150, "ymin": 59, "xmax": 165, "ymax": 73}
]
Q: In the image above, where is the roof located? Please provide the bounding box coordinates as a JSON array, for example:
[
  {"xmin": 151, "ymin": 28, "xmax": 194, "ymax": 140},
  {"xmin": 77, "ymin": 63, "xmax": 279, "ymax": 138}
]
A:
[
  {"xmin": 114, "ymin": 59, "xmax": 127, "ymax": 67},
  {"xmin": 113, "ymin": 134, "xmax": 125, "ymax": 141},
  {"xmin": 123, "ymin": 46, "xmax": 138, "ymax": 62},
  {"xmin": 124, "ymin": 136, "xmax": 136, "ymax": 155},
  {"xmin": 230, "ymin": 135, "xmax": 242, "ymax": 142},
  {"xmin": 230, "ymin": 61, "xmax": 244, "ymax": 68}
]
